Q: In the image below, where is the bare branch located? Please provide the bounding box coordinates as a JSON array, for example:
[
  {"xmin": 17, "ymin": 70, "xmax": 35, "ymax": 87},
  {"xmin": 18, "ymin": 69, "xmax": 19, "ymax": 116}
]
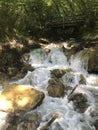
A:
[
  {"xmin": 67, "ymin": 84, "xmax": 78, "ymax": 101},
  {"xmin": 40, "ymin": 113, "xmax": 59, "ymax": 130}
]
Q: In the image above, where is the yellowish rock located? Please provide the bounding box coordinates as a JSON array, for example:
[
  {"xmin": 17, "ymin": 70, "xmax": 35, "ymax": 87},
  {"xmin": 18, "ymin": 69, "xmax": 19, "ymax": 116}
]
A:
[{"xmin": 0, "ymin": 84, "xmax": 44, "ymax": 112}]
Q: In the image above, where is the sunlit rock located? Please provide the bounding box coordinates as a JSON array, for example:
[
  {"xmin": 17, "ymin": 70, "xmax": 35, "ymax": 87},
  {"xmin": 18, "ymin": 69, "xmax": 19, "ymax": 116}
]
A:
[
  {"xmin": 0, "ymin": 84, "xmax": 44, "ymax": 112},
  {"xmin": 47, "ymin": 79, "xmax": 65, "ymax": 97}
]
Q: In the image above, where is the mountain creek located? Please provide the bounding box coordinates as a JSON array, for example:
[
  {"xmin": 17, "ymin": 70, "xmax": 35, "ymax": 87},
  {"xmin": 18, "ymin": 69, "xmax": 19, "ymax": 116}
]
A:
[{"xmin": 0, "ymin": 40, "xmax": 98, "ymax": 130}]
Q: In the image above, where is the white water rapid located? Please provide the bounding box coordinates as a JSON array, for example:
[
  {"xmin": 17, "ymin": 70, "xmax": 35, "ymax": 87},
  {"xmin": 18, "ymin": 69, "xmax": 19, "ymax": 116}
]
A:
[{"xmin": 0, "ymin": 42, "xmax": 98, "ymax": 130}]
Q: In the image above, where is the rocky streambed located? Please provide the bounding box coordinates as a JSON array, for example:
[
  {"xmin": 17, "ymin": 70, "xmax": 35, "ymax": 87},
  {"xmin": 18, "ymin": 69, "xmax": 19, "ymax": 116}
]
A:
[{"xmin": 0, "ymin": 40, "xmax": 98, "ymax": 130}]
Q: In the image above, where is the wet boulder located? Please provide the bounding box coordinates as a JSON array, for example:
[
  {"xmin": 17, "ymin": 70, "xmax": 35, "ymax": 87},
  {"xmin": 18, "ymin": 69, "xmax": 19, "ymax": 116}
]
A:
[
  {"xmin": 51, "ymin": 68, "xmax": 72, "ymax": 79},
  {"xmin": 47, "ymin": 79, "xmax": 65, "ymax": 97},
  {"xmin": 71, "ymin": 93, "xmax": 87, "ymax": 102},
  {"xmin": 48, "ymin": 68, "xmax": 73, "ymax": 97},
  {"xmin": 0, "ymin": 84, "xmax": 44, "ymax": 112},
  {"xmin": 51, "ymin": 69, "xmax": 66, "ymax": 78},
  {"xmin": 69, "ymin": 93, "xmax": 88, "ymax": 113}
]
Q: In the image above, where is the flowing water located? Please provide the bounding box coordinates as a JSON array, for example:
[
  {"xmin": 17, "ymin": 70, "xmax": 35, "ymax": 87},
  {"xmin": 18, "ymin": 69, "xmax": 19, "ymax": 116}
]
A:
[{"xmin": 0, "ymin": 42, "xmax": 98, "ymax": 130}]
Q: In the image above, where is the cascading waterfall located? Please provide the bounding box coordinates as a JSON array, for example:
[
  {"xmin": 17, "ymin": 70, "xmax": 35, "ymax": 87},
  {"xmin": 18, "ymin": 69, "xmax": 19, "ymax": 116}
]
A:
[
  {"xmin": 70, "ymin": 51, "xmax": 88, "ymax": 72},
  {"xmin": 0, "ymin": 43, "xmax": 97, "ymax": 130}
]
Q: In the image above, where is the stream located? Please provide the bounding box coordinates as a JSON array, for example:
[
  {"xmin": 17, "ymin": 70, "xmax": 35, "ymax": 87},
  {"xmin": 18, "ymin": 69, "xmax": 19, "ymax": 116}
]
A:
[{"xmin": 0, "ymin": 42, "xmax": 98, "ymax": 130}]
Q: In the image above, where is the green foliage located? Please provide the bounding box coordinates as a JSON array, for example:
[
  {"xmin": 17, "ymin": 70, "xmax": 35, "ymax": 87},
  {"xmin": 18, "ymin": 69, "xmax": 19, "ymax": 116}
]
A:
[{"xmin": 0, "ymin": 0, "xmax": 98, "ymax": 39}]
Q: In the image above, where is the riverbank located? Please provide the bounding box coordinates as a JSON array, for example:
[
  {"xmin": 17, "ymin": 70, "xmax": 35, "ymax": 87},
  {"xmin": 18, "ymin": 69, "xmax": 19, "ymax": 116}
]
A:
[{"xmin": 0, "ymin": 37, "xmax": 41, "ymax": 84}]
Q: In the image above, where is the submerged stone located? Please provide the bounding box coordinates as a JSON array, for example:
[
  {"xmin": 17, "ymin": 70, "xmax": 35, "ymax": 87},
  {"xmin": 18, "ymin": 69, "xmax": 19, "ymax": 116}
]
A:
[
  {"xmin": 0, "ymin": 84, "xmax": 44, "ymax": 112},
  {"xmin": 48, "ymin": 68, "xmax": 73, "ymax": 97}
]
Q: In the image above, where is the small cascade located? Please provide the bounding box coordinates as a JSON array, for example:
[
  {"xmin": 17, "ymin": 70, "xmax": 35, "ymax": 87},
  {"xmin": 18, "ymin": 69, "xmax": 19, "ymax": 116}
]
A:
[
  {"xmin": 29, "ymin": 45, "xmax": 68, "ymax": 69},
  {"xmin": 70, "ymin": 51, "xmax": 88, "ymax": 72},
  {"xmin": 0, "ymin": 43, "xmax": 98, "ymax": 130}
]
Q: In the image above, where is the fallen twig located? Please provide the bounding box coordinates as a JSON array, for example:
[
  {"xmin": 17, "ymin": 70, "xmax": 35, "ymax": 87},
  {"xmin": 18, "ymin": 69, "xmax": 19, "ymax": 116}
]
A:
[
  {"xmin": 40, "ymin": 113, "xmax": 59, "ymax": 130},
  {"xmin": 67, "ymin": 84, "xmax": 78, "ymax": 101}
]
